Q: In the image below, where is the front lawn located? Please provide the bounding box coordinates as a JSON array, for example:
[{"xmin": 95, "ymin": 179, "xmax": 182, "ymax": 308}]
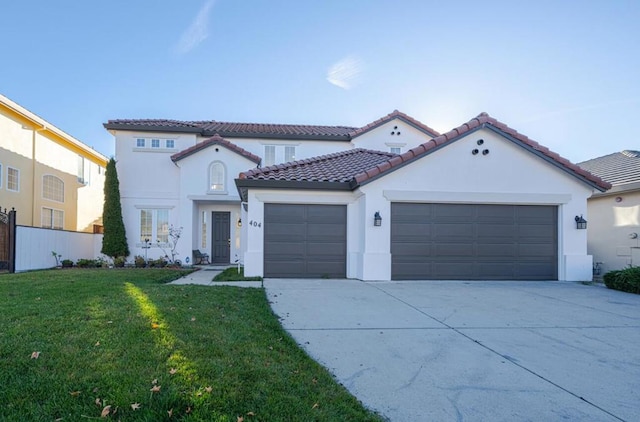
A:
[{"xmin": 0, "ymin": 269, "xmax": 382, "ymax": 421}]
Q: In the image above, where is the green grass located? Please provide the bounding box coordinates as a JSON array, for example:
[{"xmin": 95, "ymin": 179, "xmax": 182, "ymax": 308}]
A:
[
  {"xmin": 213, "ymin": 267, "xmax": 263, "ymax": 282},
  {"xmin": 0, "ymin": 269, "xmax": 382, "ymax": 421}
]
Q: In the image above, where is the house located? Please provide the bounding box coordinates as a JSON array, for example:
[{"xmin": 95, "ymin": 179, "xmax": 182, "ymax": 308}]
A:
[
  {"xmin": 106, "ymin": 111, "xmax": 609, "ymax": 281},
  {"xmin": 103, "ymin": 110, "xmax": 439, "ymax": 266},
  {"xmin": 578, "ymin": 150, "xmax": 640, "ymax": 273},
  {"xmin": 0, "ymin": 94, "xmax": 108, "ymax": 233}
]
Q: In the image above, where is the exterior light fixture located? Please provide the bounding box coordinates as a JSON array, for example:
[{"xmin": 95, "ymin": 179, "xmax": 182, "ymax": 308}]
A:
[
  {"xmin": 237, "ymin": 218, "xmax": 242, "ymax": 228},
  {"xmin": 374, "ymin": 211, "xmax": 382, "ymax": 227},
  {"xmin": 575, "ymin": 215, "xmax": 587, "ymax": 230}
]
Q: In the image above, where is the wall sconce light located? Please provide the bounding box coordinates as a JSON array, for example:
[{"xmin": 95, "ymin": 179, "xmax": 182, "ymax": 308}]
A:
[
  {"xmin": 374, "ymin": 211, "xmax": 382, "ymax": 227},
  {"xmin": 237, "ymin": 218, "xmax": 242, "ymax": 228},
  {"xmin": 575, "ymin": 215, "xmax": 587, "ymax": 230}
]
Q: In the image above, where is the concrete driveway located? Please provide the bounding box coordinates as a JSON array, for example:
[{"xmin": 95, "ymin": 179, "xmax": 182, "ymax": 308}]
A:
[{"xmin": 265, "ymin": 279, "xmax": 640, "ymax": 421}]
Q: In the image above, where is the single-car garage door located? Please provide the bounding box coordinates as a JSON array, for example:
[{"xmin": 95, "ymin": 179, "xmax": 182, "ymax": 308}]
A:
[
  {"xmin": 391, "ymin": 203, "xmax": 557, "ymax": 280},
  {"xmin": 264, "ymin": 204, "xmax": 346, "ymax": 278}
]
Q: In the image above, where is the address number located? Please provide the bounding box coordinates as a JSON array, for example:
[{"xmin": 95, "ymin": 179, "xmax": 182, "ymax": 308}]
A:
[{"xmin": 249, "ymin": 220, "xmax": 262, "ymax": 228}]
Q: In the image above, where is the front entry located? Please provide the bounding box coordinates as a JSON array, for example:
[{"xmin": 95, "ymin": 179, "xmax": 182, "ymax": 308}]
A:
[{"xmin": 211, "ymin": 212, "xmax": 230, "ymax": 264}]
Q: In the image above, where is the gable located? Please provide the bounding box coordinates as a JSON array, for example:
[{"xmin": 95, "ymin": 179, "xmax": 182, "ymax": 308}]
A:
[
  {"xmin": 350, "ymin": 117, "xmax": 435, "ymax": 153},
  {"xmin": 171, "ymin": 135, "xmax": 261, "ymax": 164}
]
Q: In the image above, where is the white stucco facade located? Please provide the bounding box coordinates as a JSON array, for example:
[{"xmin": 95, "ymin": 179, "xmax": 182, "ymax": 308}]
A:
[{"xmin": 241, "ymin": 126, "xmax": 600, "ymax": 282}]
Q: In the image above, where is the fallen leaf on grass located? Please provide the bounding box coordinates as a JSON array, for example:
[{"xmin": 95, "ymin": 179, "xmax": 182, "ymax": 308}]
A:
[
  {"xmin": 190, "ymin": 317, "xmax": 196, "ymax": 322},
  {"xmin": 151, "ymin": 323, "xmax": 160, "ymax": 329},
  {"xmin": 131, "ymin": 403, "xmax": 141, "ymax": 411},
  {"xmin": 152, "ymin": 378, "xmax": 158, "ymax": 385},
  {"xmin": 237, "ymin": 416, "xmax": 244, "ymax": 422},
  {"xmin": 312, "ymin": 403, "xmax": 319, "ymax": 409},
  {"xmin": 101, "ymin": 405, "xmax": 111, "ymax": 417},
  {"xmin": 204, "ymin": 386, "xmax": 212, "ymax": 393},
  {"xmin": 169, "ymin": 368, "xmax": 177, "ymax": 375},
  {"xmin": 30, "ymin": 351, "xmax": 40, "ymax": 359},
  {"xmin": 186, "ymin": 406, "xmax": 192, "ymax": 414},
  {"xmin": 94, "ymin": 341, "xmax": 100, "ymax": 347},
  {"xmin": 69, "ymin": 391, "xmax": 81, "ymax": 397},
  {"xmin": 168, "ymin": 408, "xmax": 173, "ymax": 417},
  {"xmin": 95, "ymin": 398, "xmax": 102, "ymax": 406},
  {"xmin": 150, "ymin": 385, "xmax": 161, "ymax": 393},
  {"xmin": 247, "ymin": 411, "xmax": 256, "ymax": 416}
]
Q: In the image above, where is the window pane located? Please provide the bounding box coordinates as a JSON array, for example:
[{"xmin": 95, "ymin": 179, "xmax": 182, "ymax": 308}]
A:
[
  {"xmin": 264, "ymin": 145, "xmax": 276, "ymax": 166},
  {"xmin": 390, "ymin": 147, "xmax": 401, "ymax": 154},
  {"xmin": 41, "ymin": 208, "xmax": 52, "ymax": 228},
  {"xmin": 140, "ymin": 210, "xmax": 152, "ymax": 242},
  {"xmin": 285, "ymin": 146, "xmax": 296, "ymax": 162},
  {"xmin": 151, "ymin": 139, "xmax": 160, "ymax": 148},
  {"xmin": 43, "ymin": 175, "xmax": 64, "ymax": 202},
  {"xmin": 7, "ymin": 167, "xmax": 19, "ymax": 191},
  {"xmin": 209, "ymin": 162, "xmax": 224, "ymax": 191},
  {"xmin": 53, "ymin": 210, "xmax": 64, "ymax": 229},
  {"xmin": 202, "ymin": 211, "xmax": 207, "ymax": 248},
  {"xmin": 157, "ymin": 209, "xmax": 169, "ymax": 243},
  {"xmin": 136, "ymin": 138, "xmax": 145, "ymax": 147},
  {"xmin": 166, "ymin": 139, "xmax": 175, "ymax": 148}
]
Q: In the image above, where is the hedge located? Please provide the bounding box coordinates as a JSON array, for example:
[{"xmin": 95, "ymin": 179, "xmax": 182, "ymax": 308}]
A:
[{"xmin": 603, "ymin": 266, "xmax": 640, "ymax": 294}]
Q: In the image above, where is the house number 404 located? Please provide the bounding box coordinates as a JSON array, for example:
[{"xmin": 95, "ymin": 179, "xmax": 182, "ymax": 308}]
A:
[{"xmin": 248, "ymin": 220, "xmax": 262, "ymax": 228}]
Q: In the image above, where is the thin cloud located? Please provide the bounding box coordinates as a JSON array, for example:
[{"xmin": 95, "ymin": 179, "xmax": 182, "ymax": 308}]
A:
[
  {"xmin": 326, "ymin": 56, "xmax": 364, "ymax": 90},
  {"xmin": 174, "ymin": 0, "xmax": 215, "ymax": 55}
]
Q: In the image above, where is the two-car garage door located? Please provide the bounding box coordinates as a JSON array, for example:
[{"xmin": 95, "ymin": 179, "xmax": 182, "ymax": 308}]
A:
[{"xmin": 391, "ymin": 203, "xmax": 558, "ymax": 280}]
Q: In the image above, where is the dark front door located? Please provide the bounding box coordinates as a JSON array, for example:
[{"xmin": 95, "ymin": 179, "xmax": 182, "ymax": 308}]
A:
[{"xmin": 212, "ymin": 212, "xmax": 230, "ymax": 264}]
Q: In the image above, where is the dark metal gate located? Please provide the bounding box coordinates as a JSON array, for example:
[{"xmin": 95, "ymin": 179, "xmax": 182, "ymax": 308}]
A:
[{"xmin": 0, "ymin": 207, "xmax": 16, "ymax": 273}]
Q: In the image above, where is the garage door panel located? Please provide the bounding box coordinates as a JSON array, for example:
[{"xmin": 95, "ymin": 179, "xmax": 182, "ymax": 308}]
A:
[
  {"xmin": 391, "ymin": 203, "xmax": 557, "ymax": 280},
  {"xmin": 264, "ymin": 204, "xmax": 346, "ymax": 278}
]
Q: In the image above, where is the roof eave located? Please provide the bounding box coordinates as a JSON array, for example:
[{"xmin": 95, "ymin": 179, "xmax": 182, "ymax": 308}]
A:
[
  {"xmin": 205, "ymin": 131, "xmax": 351, "ymax": 141},
  {"xmin": 103, "ymin": 123, "xmax": 202, "ymax": 134}
]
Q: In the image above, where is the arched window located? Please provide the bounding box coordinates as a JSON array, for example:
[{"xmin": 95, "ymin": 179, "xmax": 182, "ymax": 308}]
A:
[
  {"xmin": 209, "ymin": 162, "xmax": 225, "ymax": 192},
  {"xmin": 42, "ymin": 175, "xmax": 64, "ymax": 202}
]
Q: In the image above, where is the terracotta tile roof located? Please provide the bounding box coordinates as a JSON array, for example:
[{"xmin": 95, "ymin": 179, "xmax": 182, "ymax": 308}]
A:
[
  {"xmin": 171, "ymin": 134, "xmax": 261, "ymax": 164},
  {"xmin": 238, "ymin": 149, "xmax": 396, "ymax": 183},
  {"xmin": 349, "ymin": 112, "xmax": 611, "ymax": 191},
  {"xmin": 236, "ymin": 112, "xmax": 611, "ymax": 195},
  {"xmin": 104, "ymin": 110, "xmax": 437, "ymax": 140},
  {"xmin": 577, "ymin": 150, "xmax": 640, "ymax": 186},
  {"xmin": 349, "ymin": 109, "xmax": 440, "ymax": 138}
]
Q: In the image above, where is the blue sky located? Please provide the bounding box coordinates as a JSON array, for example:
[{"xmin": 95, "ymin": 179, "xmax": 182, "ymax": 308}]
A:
[{"xmin": 2, "ymin": 1, "xmax": 639, "ymax": 163}]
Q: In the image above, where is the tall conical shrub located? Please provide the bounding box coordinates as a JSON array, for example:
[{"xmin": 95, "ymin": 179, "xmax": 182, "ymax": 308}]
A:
[{"xmin": 101, "ymin": 158, "xmax": 130, "ymax": 258}]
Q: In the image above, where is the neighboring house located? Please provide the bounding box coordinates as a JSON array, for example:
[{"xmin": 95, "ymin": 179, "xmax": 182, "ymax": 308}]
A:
[
  {"xmin": 0, "ymin": 94, "xmax": 107, "ymax": 233},
  {"xmin": 578, "ymin": 150, "xmax": 640, "ymax": 273},
  {"xmin": 106, "ymin": 111, "xmax": 609, "ymax": 281},
  {"xmin": 104, "ymin": 110, "xmax": 439, "ymax": 265}
]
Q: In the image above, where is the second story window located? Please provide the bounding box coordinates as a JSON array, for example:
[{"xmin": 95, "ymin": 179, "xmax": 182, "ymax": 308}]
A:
[
  {"xmin": 77, "ymin": 156, "xmax": 90, "ymax": 185},
  {"xmin": 43, "ymin": 175, "xmax": 64, "ymax": 202},
  {"xmin": 166, "ymin": 139, "xmax": 175, "ymax": 149},
  {"xmin": 264, "ymin": 145, "xmax": 276, "ymax": 167},
  {"xmin": 7, "ymin": 167, "xmax": 19, "ymax": 192},
  {"xmin": 136, "ymin": 138, "xmax": 145, "ymax": 147},
  {"xmin": 285, "ymin": 146, "xmax": 296, "ymax": 162},
  {"xmin": 151, "ymin": 139, "xmax": 160, "ymax": 148},
  {"xmin": 209, "ymin": 162, "xmax": 225, "ymax": 192}
]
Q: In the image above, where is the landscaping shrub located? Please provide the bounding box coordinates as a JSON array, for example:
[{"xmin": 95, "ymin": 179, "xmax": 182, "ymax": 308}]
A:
[
  {"xmin": 114, "ymin": 256, "xmax": 126, "ymax": 268},
  {"xmin": 134, "ymin": 255, "xmax": 146, "ymax": 268},
  {"xmin": 603, "ymin": 267, "xmax": 640, "ymax": 294},
  {"xmin": 76, "ymin": 259, "xmax": 96, "ymax": 268},
  {"xmin": 61, "ymin": 259, "xmax": 73, "ymax": 268}
]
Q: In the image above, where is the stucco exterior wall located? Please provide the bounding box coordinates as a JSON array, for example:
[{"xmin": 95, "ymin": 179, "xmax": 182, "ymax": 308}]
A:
[
  {"xmin": 242, "ymin": 127, "xmax": 597, "ymax": 281},
  {"xmin": 351, "ymin": 118, "xmax": 434, "ymax": 153},
  {"xmin": 587, "ymin": 188, "xmax": 640, "ymax": 273}
]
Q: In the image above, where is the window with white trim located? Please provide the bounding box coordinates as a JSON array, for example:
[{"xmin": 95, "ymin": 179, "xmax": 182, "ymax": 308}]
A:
[
  {"xmin": 139, "ymin": 209, "xmax": 169, "ymax": 243},
  {"xmin": 264, "ymin": 145, "xmax": 276, "ymax": 166},
  {"xmin": 390, "ymin": 147, "xmax": 402, "ymax": 154},
  {"xmin": 136, "ymin": 138, "xmax": 145, "ymax": 147},
  {"xmin": 209, "ymin": 162, "xmax": 225, "ymax": 192},
  {"xmin": 166, "ymin": 139, "xmax": 175, "ymax": 149},
  {"xmin": 285, "ymin": 146, "xmax": 296, "ymax": 162},
  {"xmin": 77, "ymin": 156, "xmax": 90, "ymax": 185},
  {"xmin": 201, "ymin": 211, "xmax": 207, "ymax": 248},
  {"xmin": 7, "ymin": 167, "xmax": 19, "ymax": 192},
  {"xmin": 42, "ymin": 207, "xmax": 64, "ymax": 229},
  {"xmin": 43, "ymin": 175, "xmax": 64, "ymax": 202},
  {"xmin": 151, "ymin": 139, "xmax": 160, "ymax": 148}
]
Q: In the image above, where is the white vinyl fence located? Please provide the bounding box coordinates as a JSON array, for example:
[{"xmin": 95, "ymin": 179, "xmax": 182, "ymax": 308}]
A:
[{"xmin": 15, "ymin": 226, "xmax": 103, "ymax": 272}]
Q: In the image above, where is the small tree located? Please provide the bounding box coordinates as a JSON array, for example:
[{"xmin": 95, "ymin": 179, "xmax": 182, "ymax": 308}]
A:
[{"xmin": 101, "ymin": 158, "xmax": 130, "ymax": 258}]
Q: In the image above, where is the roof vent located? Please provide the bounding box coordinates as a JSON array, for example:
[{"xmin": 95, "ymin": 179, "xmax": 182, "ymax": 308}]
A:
[{"xmin": 621, "ymin": 150, "xmax": 640, "ymax": 158}]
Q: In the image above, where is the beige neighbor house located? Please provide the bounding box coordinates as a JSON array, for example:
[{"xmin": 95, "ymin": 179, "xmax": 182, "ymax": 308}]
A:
[
  {"xmin": 0, "ymin": 94, "xmax": 108, "ymax": 233},
  {"xmin": 578, "ymin": 150, "xmax": 640, "ymax": 274}
]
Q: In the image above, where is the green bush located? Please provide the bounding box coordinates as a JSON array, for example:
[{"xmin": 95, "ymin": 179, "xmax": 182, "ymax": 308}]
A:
[
  {"xmin": 61, "ymin": 259, "xmax": 73, "ymax": 268},
  {"xmin": 114, "ymin": 256, "xmax": 126, "ymax": 268},
  {"xmin": 603, "ymin": 267, "xmax": 640, "ymax": 294},
  {"xmin": 134, "ymin": 255, "xmax": 146, "ymax": 268},
  {"xmin": 149, "ymin": 258, "xmax": 167, "ymax": 268},
  {"xmin": 76, "ymin": 259, "xmax": 96, "ymax": 268}
]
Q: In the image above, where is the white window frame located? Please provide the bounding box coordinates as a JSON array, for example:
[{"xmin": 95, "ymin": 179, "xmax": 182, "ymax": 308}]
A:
[
  {"xmin": 7, "ymin": 167, "xmax": 19, "ymax": 192},
  {"xmin": 136, "ymin": 138, "xmax": 146, "ymax": 147},
  {"xmin": 139, "ymin": 208, "xmax": 170, "ymax": 244},
  {"xmin": 151, "ymin": 139, "xmax": 160, "ymax": 148},
  {"xmin": 284, "ymin": 145, "xmax": 296, "ymax": 162},
  {"xmin": 264, "ymin": 145, "xmax": 276, "ymax": 167},
  {"xmin": 390, "ymin": 147, "xmax": 402, "ymax": 154},
  {"xmin": 208, "ymin": 161, "xmax": 226, "ymax": 193},
  {"xmin": 42, "ymin": 175, "xmax": 65, "ymax": 203},
  {"xmin": 165, "ymin": 139, "xmax": 175, "ymax": 149},
  {"xmin": 42, "ymin": 207, "xmax": 64, "ymax": 230}
]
